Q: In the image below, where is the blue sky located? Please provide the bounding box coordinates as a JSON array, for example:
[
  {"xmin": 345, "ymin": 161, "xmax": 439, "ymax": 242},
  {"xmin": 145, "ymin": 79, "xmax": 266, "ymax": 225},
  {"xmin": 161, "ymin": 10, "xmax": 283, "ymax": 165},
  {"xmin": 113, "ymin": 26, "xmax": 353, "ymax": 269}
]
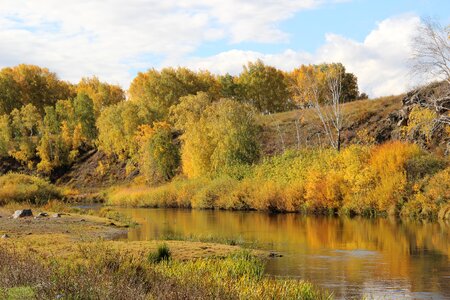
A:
[{"xmin": 0, "ymin": 0, "xmax": 449, "ymax": 97}]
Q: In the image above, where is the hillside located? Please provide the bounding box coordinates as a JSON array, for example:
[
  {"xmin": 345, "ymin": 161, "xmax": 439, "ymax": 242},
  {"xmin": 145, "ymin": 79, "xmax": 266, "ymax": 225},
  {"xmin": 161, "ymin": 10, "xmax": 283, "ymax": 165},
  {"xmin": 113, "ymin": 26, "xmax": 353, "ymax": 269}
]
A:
[{"xmin": 260, "ymin": 95, "xmax": 403, "ymax": 155}]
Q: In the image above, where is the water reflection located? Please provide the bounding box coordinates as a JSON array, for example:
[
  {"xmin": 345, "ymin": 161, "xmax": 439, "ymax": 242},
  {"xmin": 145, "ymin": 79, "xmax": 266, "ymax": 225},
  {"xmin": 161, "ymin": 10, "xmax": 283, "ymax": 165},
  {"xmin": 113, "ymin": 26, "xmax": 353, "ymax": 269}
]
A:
[{"xmin": 115, "ymin": 208, "xmax": 450, "ymax": 299}]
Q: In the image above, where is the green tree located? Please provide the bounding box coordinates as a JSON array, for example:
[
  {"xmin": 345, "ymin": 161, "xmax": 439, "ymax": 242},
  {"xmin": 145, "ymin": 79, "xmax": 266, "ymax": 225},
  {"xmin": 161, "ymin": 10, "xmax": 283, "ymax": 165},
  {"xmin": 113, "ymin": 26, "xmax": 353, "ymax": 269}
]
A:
[
  {"xmin": 74, "ymin": 92, "xmax": 97, "ymax": 144},
  {"xmin": 136, "ymin": 122, "xmax": 180, "ymax": 184},
  {"xmin": 237, "ymin": 60, "xmax": 291, "ymax": 113},
  {"xmin": 9, "ymin": 104, "xmax": 42, "ymax": 167}
]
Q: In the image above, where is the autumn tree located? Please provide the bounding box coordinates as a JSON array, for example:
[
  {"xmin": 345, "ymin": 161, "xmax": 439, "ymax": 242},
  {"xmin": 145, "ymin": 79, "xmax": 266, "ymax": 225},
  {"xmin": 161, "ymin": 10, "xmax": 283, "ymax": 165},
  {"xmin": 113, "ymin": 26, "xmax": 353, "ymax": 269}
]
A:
[
  {"xmin": 0, "ymin": 115, "xmax": 12, "ymax": 157},
  {"xmin": 237, "ymin": 60, "xmax": 291, "ymax": 113},
  {"xmin": 136, "ymin": 122, "xmax": 180, "ymax": 184},
  {"xmin": 289, "ymin": 63, "xmax": 359, "ymax": 105},
  {"xmin": 169, "ymin": 92, "xmax": 214, "ymax": 131},
  {"xmin": 76, "ymin": 77, "xmax": 125, "ymax": 116},
  {"xmin": 9, "ymin": 104, "xmax": 42, "ymax": 167},
  {"xmin": 96, "ymin": 101, "xmax": 156, "ymax": 160},
  {"xmin": 73, "ymin": 92, "xmax": 97, "ymax": 144},
  {"xmin": 179, "ymin": 99, "xmax": 260, "ymax": 178},
  {"xmin": 291, "ymin": 64, "xmax": 345, "ymax": 151},
  {"xmin": 129, "ymin": 67, "xmax": 220, "ymax": 118},
  {"xmin": 0, "ymin": 64, "xmax": 73, "ymax": 115}
]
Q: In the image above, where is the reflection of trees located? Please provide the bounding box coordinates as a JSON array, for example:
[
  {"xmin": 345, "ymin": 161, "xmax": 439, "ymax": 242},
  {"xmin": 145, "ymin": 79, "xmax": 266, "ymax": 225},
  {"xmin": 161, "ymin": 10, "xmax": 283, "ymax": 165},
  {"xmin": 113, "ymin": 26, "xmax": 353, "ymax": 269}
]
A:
[{"xmin": 120, "ymin": 208, "xmax": 449, "ymax": 298}]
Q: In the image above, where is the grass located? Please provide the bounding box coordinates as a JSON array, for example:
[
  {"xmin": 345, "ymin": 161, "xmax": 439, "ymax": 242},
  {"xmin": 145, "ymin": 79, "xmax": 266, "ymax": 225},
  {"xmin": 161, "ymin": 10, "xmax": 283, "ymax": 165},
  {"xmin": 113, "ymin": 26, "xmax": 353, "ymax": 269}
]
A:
[
  {"xmin": 0, "ymin": 243, "xmax": 331, "ymax": 299},
  {"xmin": 0, "ymin": 173, "xmax": 62, "ymax": 205}
]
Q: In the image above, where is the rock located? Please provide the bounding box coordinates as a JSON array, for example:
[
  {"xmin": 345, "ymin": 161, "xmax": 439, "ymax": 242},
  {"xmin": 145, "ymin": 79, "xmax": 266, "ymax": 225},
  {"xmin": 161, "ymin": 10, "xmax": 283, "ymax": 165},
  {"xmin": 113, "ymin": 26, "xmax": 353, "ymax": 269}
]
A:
[
  {"xmin": 1, "ymin": 234, "xmax": 9, "ymax": 239},
  {"xmin": 12, "ymin": 209, "xmax": 33, "ymax": 219},
  {"xmin": 37, "ymin": 212, "xmax": 49, "ymax": 217},
  {"xmin": 80, "ymin": 219, "xmax": 85, "ymax": 222},
  {"xmin": 52, "ymin": 213, "xmax": 61, "ymax": 218},
  {"xmin": 268, "ymin": 252, "xmax": 283, "ymax": 258}
]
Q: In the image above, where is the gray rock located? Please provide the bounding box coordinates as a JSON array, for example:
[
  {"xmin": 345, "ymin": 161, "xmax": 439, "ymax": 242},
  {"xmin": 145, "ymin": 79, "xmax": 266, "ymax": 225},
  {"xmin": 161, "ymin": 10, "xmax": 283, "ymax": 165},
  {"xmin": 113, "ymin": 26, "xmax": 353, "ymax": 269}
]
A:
[{"xmin": 12, "ymin": 209, "xmax": 33, "ymax": 219}]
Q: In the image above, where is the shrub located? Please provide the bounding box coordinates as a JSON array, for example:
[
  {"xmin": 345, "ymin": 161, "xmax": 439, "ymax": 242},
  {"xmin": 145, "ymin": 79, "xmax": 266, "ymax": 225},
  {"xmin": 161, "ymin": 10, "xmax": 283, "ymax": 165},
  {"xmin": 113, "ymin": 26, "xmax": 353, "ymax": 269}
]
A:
[
  {"xmin": 147, "ymin": 244, "xmax": 171, "ymax": 263},
  {"xmin": 0, "ymin": 173, "xmax": 62, "ymax": 205}
]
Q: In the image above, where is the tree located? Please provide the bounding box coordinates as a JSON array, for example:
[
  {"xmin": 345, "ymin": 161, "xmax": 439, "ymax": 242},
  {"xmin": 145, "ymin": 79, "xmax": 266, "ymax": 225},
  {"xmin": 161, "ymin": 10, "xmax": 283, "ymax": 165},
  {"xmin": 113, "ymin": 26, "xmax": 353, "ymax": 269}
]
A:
[
  {"xmin": 169, "ymin": 92, "xmax": 213, "ymax": 131},
  {"xmin": 9, "ymin": 104, "xmax": 42, "ymax": 167},
  {"xmin": 180, "ymin": 99, "xmax": 260, "ymax": 178},
  {"xmin": 76, "ymin": 77, "xmax": 125, "ymax": 116},
  {"xmin": 135, "ymin": 122, "xmax": 180, "ymax": 184},
  {"xmin": 0, "ymin": 115, "xmax": 12, "ymax": 157},
  {"xmin": 289, "ymin": 63, "xmax": 359, "ymax": 105},
  {"xmin": 291, "ymin": 65, "xmax": 345, "ymax": 151},
  {"xmin": 96, "ymin": 101, "xmax": 156, "ymax": 160},
  {"xmin": 218, "ymin": 73, "xmax": 240, "ymax": 99},
  {"xmin": 410, "ymin": 19, "xmax": 450, "ymax": 127},
  {"xmin": 129, "ymin": 67, "xmax": 220, "ymax": 118},
  {"xmin": 237, "ymin": 60, "xmax": 291, "ymax": 113},
  {"xmin": 411, "ymin": 19, "xmax": 450, "ymax": 85},
  {"xmin": 74, "ymin": 92, "xmax": 97, "ymax": 144},
  {"xmin": 0, "ymin": 64, "xmax": 73, "ymax": 115}
]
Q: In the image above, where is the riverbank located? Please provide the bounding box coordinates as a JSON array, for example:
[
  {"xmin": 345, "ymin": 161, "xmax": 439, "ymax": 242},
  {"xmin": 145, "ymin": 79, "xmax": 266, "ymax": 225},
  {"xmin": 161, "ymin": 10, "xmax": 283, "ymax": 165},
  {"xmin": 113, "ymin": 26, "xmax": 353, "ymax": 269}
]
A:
[
  {"xmin": 106, "ymin": 142, "xmax": 450, "ymax": 220},
  {"xmin": 0, "ymin": 205, "xmax": 331, "ymax": 299}
]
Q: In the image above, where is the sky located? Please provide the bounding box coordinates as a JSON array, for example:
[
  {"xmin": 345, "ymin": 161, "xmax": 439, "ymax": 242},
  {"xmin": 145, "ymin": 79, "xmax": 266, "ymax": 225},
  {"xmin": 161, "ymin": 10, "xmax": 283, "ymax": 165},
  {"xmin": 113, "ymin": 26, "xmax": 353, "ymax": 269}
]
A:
[{"xmin": 0, "ymin": 0, "xmax": 449, "ymax": 97}]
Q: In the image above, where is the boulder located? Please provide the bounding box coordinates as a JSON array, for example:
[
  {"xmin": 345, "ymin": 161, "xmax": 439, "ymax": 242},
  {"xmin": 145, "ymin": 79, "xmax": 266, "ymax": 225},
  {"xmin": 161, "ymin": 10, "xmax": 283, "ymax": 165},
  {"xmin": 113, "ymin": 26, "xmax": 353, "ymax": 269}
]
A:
[{"xmin": 12, "ymin": 209, "xmax": 33, "ymax": 219}]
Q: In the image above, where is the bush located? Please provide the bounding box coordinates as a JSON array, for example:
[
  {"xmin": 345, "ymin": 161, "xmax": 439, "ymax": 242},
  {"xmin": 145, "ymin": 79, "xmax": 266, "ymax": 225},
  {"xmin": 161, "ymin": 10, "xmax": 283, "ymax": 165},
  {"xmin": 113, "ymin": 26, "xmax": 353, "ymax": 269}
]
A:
[
  {"xmin": 106, "ymin": 142, "xmax": 448, "ymax": 219},
  {"xmin": 0, "ymin": 173, "xmax": 62, "ymax": 205},
  {"xmin": 147, "ymin": 244, "xmax": 171, "ymax": 264}
]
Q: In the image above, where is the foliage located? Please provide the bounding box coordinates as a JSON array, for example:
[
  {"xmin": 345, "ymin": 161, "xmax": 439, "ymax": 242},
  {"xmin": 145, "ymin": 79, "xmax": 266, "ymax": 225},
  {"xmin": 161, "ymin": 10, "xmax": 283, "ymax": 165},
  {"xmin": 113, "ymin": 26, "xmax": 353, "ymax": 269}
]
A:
[
  {"xmin": 76, "ymin": 76, "xmax": 125, "ymax": 116},
  {"xmin": 96, "ymin": 101, "xmax": 156, "ymax": 160},
  {"xmin": 179, "ymin": 98, "xmax": 261, "ymax": 178},
  {"xmin": 129, "ymin": 67, "xmax": 220, "ymax": 118},
  {"xmin": 135, "ymin": 122, "xmax": 180, "ymax": 184},
  {"xmin": 107, "ymin": 142, "xmax": 448, "ymax": 219},
  {"xmin": 0, "ymin": 173, "xmax": 62, "ymax": 205},
  {"xmin": 237, "ymin": 60, "xmax": 291, "ymax": 113},
  {"xmin": 289, "ymin": 63, "xmax": 359, "ymax": 105},
  {"xmin": 0, "ymin": 64, "xmax": 73, "ymax": 115},
  {"xmin": 402, "ymin": 105, "xmax": 439, "ymax": 144}
]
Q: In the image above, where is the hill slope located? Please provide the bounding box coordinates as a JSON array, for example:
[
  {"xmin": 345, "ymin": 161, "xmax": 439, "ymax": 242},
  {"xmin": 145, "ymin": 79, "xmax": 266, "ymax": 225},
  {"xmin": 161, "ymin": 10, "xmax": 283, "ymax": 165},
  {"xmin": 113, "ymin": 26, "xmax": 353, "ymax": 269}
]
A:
[{"xmin": 260, "ymin": 95, "xmax": 403, "ymax": 155}]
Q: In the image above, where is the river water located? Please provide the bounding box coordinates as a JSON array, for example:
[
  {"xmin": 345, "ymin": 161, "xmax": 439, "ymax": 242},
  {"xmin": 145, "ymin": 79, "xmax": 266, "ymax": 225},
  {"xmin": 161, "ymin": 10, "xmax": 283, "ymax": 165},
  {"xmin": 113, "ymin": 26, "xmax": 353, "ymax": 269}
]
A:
[{"xmin": 114, "ymin": 208, "xmax": 450, "ymax": 299}]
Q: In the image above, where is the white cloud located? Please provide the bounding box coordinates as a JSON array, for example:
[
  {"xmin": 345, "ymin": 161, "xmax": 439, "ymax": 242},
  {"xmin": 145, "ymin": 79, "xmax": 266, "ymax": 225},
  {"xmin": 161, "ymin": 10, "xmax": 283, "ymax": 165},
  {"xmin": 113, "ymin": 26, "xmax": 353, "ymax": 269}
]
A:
[
  {"xmin": 180, "ymin": 14, "xmax": 423, "ymax": 97},
  {"xmin": 0, "ymin": 2, "xmax": 427, "ymax": 97},
  {"xmin": 0, "ymin": 0, "xmax": 332, "ymax": 87}
]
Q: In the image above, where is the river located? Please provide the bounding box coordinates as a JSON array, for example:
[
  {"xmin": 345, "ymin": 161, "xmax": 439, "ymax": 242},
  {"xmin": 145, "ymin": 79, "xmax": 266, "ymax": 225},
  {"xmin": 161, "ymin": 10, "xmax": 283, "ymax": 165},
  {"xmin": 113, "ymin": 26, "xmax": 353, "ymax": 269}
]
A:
[{"xmin": 113, "ymin": 208, "xmax": 450, "ymax": 299}]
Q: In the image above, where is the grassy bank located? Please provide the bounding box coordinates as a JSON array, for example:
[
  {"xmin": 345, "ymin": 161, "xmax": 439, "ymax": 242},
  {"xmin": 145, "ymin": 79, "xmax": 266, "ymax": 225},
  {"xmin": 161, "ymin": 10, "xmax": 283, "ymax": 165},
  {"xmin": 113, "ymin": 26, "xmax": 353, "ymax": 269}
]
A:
[
  {"xmin": 0, "ymin": 173, "xmax": 62, "ymax": 205},
  {"xmin": 107, "ymin": 141, "xmax": 449, "ymax": 219},
  {"xmin": 0, "ymin": 242, "xmax": 330, "ymax": 299}
]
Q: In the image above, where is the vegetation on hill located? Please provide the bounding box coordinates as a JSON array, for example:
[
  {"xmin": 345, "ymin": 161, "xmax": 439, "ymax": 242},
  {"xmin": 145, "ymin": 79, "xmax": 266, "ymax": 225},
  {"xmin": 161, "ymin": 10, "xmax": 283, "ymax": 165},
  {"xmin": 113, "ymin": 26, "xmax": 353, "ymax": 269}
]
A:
[{"xmin": 0, "ymin": 53, "xmax": 448, "ymax": 220}]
